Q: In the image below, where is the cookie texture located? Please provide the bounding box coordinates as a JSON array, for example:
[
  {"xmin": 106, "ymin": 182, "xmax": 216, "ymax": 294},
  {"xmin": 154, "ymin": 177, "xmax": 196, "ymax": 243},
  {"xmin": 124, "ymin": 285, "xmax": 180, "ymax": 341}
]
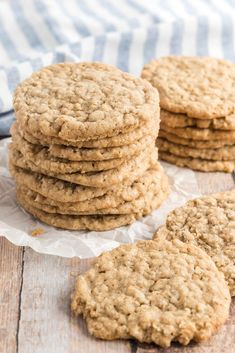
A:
[
  {"xmin": 159, "ymin": 129, "xmax": 234, "ymax": 149},
  {"xmin": 14, "ymin": 62, "xmax": 159, "ymax": 141},
  {"xmin": 142, "ymin": 56, "xmax": 235, "ymax": 118},
  {"xmin": 48, "ymin": 135, "xmax": 154, "ymax": 162},
  {"xmin": 9, "ymin": 161, "xmax": 160, "ymax": 203},
  {"xmin": 161, "ymin": 109, "xmax": 235, "ymax": 130},
  {"xmin": 16, "ymin": 191, "xmax": 137, "ymax": 231},
  {"xmin": 16, "ymin": 172, "xmax": 170, "ymax": 215},
  {"xmin": 10, "ymin": 145, "xmax": 158, "ymax": 187},
  {"xmin": 159, "ymin": 151, "xmax": 235, "ymax": 172},
  {"xmin": 10, "ymin": 163, "xmax": 111, "ymax": 202},
  {"xmin": 13, "ymin": 164, "xmax": 165, "ymax": 211},
  {"xmin": 157, "ymin": 138, "xmax": 235, "ymax": 161},
  {"xmin": 153, "ymin": 190, "xmax": 235, "ymax": 295},
  {"xmin": 161, "ymin": 123, "xmax": 235, "ymax": 141},
  {"xmin": 12, "ymin": 132, "xmax": 141, "ymax": 174},
  {"xmin": 11, "ymin": 122, "xmax": 155, "ymax": 161},
  {"xmin": 20, "ymin": 117, "xmax": 159, "ymax": 148},
  {"xmin": 71, "ymin": 239, "xmax": 230, "ymax": 347}
]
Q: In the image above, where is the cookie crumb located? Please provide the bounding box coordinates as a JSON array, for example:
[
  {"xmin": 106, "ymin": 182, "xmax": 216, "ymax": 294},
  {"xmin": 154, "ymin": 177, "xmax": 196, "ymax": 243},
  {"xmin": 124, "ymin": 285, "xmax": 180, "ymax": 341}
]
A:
[{"xmin": 31, "ymin": 228, "xmax": 44, "ymax": 236}]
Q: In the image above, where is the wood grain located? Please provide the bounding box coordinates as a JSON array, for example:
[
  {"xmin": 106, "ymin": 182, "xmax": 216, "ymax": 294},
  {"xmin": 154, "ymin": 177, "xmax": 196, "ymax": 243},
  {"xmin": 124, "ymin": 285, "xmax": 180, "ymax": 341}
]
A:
[
  {"xmin": 195, "ymin": 172, "xmax": 234, "ymax": 194},
  {"xmin": 17, "ymin": 251, "xmax": 131, "ymax": 353},
  {"xmin": 0, "ymin": 238, "xmax": 23, "ymax": 353}
]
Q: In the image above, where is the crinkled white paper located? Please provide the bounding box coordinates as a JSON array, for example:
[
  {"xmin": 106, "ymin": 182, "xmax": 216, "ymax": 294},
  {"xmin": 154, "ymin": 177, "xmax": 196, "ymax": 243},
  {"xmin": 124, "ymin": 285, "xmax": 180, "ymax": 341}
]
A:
[{"xmin": 0, "ymin": 138, "xmax": 201, "ymax": 258}]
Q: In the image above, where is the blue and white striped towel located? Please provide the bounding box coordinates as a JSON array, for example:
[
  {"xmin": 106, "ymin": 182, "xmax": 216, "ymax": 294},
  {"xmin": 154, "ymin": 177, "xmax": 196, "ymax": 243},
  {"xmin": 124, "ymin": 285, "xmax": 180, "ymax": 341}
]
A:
[{"xmin": 1, "ymin": 0, "xmax": 235, "ymax": 136}]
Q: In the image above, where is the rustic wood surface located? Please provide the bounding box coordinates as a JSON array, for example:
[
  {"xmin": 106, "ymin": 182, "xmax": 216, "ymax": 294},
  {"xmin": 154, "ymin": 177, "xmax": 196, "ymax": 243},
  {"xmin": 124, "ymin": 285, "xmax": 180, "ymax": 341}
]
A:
[{"xmin": 0, "ymin": 171, "xmax": 234, "ymax": 353}]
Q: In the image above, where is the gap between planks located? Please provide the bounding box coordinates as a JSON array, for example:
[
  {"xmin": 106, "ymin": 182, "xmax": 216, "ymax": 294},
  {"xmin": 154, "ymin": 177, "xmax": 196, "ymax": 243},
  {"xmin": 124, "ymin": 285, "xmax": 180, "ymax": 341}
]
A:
[
  {"xmin": 16, "ymin": 252, "xmax": 131, "ymax": 353},
  {"xmin": 0, "ymin": 238, "xmax": 24, "ymax": 353}
]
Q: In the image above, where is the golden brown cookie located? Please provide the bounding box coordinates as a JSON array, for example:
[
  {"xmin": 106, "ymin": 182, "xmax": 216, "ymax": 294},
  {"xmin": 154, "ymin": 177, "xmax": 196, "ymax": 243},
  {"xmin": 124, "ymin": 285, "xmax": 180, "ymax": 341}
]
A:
[
  {"xmin": 159, "ymin": 129, "xmax": 234, "ymax": 149},
  {"xmin": 161, "ymin": 123, "xmax": 235, "ymax": 141},
  {"xmin": 159, "ymin": 151, "xmax": 235, "ymax": 172},
  {"xmin": 12, "ymin": 124, "xmax": 155, "ymax": 166},
  {"xmin": 161, "ymin": 109, "xmax": 235, "ymax": 130},
  {"xmin": 9, "ymin": 161, "xmax": 161, "ymax": 203},
  {"xmin": 11, "ymin": 132, "xmax": 145, "ymax": 174},
  {"xmin": 20, "ymin": 117, "xmax": 159, "ymax": 149},
  {"xmin": 14, "ymin": 62, "xmax": 159, "ymax": 141},
  {"xmin": 153, "ymin": 190, "xmax": 235, "ymax": 295},
  {"xmin": 16, "ymin": 171, "xmax": 170, "ymax": 215},
  {"xmin": 157, "ymin": 137, "xmax": 235, "ymax": 161},
  {"xmin": 48, "ymin": 135, "xmax": 155, "ymax": 162},
  {"xmin": 9, "ymin": 145, "xmax": 158, "ymax": 187},
  {"xmin": 13, "ymin": 163, "xmax": 166, "ymax": 212},
  {"xmin": 71, "ymin": 239, "xmax": 230, "ymax": 347},
  {"xmin": 142, "ymin": 56, "xmax": 235, "ymax": 118},
  {"xmin": 16, "ymin": 191, "xmax": 137, "ymax": 231}
]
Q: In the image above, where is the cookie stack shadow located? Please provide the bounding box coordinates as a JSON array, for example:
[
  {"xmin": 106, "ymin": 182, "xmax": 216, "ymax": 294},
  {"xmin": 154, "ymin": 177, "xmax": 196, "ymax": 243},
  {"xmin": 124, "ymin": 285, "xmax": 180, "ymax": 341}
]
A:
[
  {"xmin": 9, "ymin": 62, "xmax": 170, "ymax": 231},
  {"xmin": 142, "ymin": 56, "xmax": 235, "ymax": 173}
]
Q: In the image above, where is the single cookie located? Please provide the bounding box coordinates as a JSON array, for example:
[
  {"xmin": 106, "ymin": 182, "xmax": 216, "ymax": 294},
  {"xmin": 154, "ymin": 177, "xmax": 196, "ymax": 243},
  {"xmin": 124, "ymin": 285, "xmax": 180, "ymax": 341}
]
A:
[
  {"xmin": 9, "ymin": 145, "xmax": 158, "ymax": 187},
  {"xmin": 16, "ymin": 172, "xmax": 170, "ymax": 215},
  {"xmin": 153, "ymin": 190, "xmax": 235, "ymax": 295},
  {"xmin": 157, "ymin": 137, "xmax": 235, "ymax": 161},
  {"xmin": 161, "ymin": 109, "xmax": 235, "ymax": 130},
  {"xmin": 159, "ymin": 151, "xmax": 235, "ymax": 172},
  {"xmin": 13, "ymin": 164, "xmax": 165, "ymax": 212},
  {"xmin": 20, "ymin": 117, "xmax": 159, "ymax": 149},
  {"xmin": 11, "ymin": 123, "xmax": 155, "ymax": 162},
  {"xmin": 11, "ymin": 133, "xmax": 144, "ymax": 174},
  {"xmin": 16, "ymin": 191, "xmax": 137, "ymax": 231},
  {"xmin": 9, "ymin": 161, "xmax": 161, "ymax": 203},
  {"xmin": 142, "ymin": 56, "xmax": 235, "ymax": 118},
  {"xmin": 161, "ymin": 123, "xmax": 235, "ymax": 141},
  {"xmin": 14, "ymin": 62, "xmax": 159, "ymax": 141},
  {"xmin": 159, "ymin": 129, "xmax": 234, "ymax": 149},
  {"xmin": 71, "ymin": 239, "xmax": 230, "ymax": 347}
]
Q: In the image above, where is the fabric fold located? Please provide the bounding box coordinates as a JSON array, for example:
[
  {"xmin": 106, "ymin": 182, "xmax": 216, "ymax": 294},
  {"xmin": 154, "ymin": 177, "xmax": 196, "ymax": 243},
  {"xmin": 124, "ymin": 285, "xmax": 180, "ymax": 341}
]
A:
[{"xmin": 0, "ymin": 0, "xmax": 235, "ymax": 135}]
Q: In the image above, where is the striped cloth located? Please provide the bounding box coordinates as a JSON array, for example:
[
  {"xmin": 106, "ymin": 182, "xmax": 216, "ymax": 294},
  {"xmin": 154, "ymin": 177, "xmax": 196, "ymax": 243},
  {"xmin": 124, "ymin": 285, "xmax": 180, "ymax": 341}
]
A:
[{"xmin": 1, "ymin": 0, "xmax": 235, "ymax": 136}]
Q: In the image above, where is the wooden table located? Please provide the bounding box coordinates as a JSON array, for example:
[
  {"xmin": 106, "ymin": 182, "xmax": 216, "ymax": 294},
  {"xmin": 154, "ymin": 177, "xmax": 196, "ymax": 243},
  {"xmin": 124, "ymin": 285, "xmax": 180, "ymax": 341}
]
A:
[{"xmin": 1, "ymin": 172, "xmax": 235, "ymax": 353}]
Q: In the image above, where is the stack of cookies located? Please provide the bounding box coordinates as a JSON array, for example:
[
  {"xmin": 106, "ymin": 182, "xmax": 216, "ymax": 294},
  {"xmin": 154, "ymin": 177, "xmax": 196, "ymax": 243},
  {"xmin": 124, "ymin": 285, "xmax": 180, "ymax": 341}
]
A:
[
  {"xmin": 9, "ymin": 62, "xmax": 170, "ymax": 231},
  {"xmin": 142, "ymin": 56, "xmax": 235, "ymax": 173}
]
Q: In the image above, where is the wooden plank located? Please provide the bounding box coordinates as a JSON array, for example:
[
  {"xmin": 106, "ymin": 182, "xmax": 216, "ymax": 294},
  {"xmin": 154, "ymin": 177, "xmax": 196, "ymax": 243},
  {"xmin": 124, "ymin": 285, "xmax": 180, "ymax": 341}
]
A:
[
  {"xmin": 17, "ymin": 250, "xmax": 131, "ymax": 353},
  {"xmin": 0, "ymin": 237, "xmax": 23, "ymax": 353}
]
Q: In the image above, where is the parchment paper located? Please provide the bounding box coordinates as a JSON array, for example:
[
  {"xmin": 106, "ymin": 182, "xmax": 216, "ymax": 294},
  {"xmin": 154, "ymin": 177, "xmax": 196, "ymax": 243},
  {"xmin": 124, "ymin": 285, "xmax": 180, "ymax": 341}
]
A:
[{"xmin": 0, "ymin": 138, "xmax": 201, "ymax": 258}]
